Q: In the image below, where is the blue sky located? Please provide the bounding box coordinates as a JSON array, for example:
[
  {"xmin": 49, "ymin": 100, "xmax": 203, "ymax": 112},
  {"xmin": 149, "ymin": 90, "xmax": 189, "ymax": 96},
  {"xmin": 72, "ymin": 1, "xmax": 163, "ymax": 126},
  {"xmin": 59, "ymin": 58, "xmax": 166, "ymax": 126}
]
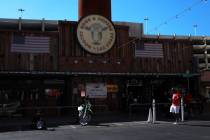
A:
[{"xmin": 0, "ymin": 0, "xmax": 209, "ymax": 36}]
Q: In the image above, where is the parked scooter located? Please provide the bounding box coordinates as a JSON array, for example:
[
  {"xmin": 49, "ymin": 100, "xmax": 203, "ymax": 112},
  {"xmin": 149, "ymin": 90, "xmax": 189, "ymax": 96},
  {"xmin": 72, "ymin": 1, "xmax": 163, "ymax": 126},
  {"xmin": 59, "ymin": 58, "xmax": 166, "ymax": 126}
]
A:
[
  {"xmin": 78, "ymin": 97, "xmax": 93, "ymax": 126},
  {"xmin": 31, "ymin": 110, "xmax": 47, "ymax": 130}
]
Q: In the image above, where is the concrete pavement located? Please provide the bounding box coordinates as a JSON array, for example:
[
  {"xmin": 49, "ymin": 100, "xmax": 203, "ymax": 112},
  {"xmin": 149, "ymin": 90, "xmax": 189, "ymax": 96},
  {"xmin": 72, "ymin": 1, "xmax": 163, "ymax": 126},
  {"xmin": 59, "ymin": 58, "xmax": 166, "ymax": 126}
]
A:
[
  {"xmin": 1, "ymin": 112, "xmax": 210, "ymax": 132},
  {"xmin": 1, "ymin": 119, "xmax": 210, "ymax": 140}
]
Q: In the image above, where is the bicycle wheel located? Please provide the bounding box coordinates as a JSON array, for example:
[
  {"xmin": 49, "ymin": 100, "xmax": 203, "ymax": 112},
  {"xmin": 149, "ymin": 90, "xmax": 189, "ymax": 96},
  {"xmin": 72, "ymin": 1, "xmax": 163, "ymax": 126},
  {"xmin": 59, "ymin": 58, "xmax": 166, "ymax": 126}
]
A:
[{"xmin": 79, "ymin": 114, "xmax": 91, "ymax": 126}]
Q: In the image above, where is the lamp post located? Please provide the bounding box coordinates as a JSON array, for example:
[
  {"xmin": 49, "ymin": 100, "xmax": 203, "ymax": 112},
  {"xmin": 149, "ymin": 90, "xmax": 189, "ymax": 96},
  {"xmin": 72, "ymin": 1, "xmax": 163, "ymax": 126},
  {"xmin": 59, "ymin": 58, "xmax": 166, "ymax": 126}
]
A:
[
  {"xmin": 182, "ymin": 69, "xmax": 192, "ymax": 94},
  {"xmin": 180, "ymin": 69, "xmax": 193, "ymax": 121},
  {"xmin": 18, "ymin": 8, "xmax": 25, "ymax": 18},
  {"xmin": 144, "ymin": 17, "xmax": 149, "ymax": 34},
  {"xmin": 193, "ymin": 24, "xmax": 197, "ymax": 36}
]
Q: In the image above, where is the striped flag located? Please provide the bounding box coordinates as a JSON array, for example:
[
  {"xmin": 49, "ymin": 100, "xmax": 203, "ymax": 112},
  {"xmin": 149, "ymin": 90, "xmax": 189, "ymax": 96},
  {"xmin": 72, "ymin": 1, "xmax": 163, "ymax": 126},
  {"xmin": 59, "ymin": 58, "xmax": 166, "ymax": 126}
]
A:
[
  {"xmin": 11, "ymin": 35, "xmax": 50, "ymax": 53},
  {"xmin": 135, "ymin": 43, "xmax": 163, "ymax": 58}
]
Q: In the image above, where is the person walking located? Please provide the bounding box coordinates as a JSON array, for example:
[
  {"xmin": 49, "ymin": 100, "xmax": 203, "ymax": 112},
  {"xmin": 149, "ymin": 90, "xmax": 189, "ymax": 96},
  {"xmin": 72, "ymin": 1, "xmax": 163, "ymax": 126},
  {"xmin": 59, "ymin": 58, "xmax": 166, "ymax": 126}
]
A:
[{"xmin": 169, "ymin": 88, "xmax": 181, "ymax": 124}]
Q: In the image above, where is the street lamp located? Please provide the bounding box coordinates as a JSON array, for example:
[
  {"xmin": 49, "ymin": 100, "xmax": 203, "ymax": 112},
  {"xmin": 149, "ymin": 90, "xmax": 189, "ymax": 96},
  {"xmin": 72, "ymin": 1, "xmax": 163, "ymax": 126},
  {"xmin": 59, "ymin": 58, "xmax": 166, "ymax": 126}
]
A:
[
  {"xmin": 18, "ymin": 8, "xmax": 25, "ymax": 18},
  {"xmin": 193, "ymin": 24, "xmax": 198, "ymax": 36},
  {"xmin": 144, "ymin": 17, "xmax": 149, "ymax": 34},
  {"xmin": 182, "ymin": 69, "xmax": 192, "ymax": 94}
]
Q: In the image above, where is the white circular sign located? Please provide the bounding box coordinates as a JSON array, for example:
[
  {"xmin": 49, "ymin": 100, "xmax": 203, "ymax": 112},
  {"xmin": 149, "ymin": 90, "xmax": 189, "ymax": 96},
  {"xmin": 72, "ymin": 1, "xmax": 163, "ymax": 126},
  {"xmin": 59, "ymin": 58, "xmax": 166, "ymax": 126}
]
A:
[{"xmin": 77, "ymin": 15, "xmax": 116, "ymax": 54}]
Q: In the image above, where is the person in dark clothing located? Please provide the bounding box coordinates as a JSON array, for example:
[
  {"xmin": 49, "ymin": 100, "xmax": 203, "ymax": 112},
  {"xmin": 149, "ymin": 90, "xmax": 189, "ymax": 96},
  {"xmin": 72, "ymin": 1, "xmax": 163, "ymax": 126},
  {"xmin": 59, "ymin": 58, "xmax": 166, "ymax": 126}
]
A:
[
  {"xmin": 184, "ymin": 93, "xmax": 193, "ymax": 119},
  {"xmin": 31, "ymin": 110, "xmax": 46, "ymax": 130}
]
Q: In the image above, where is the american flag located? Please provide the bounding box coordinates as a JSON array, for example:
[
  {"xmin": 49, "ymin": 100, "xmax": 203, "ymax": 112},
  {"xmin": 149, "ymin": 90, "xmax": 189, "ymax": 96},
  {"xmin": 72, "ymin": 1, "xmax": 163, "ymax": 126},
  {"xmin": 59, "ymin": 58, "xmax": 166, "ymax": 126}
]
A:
[
  {"xmin": 11, "ymin": 35, "xmax": 50, "ymax": 53},
  {"xmin": 135, "ymin": 43, "xmax": 163, "ymax": 58}
]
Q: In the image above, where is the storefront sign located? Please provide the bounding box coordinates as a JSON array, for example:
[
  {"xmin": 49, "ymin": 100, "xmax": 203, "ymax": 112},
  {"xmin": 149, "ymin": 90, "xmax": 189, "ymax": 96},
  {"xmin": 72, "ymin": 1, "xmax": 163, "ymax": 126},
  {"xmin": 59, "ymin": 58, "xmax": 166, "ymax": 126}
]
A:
[
  {"xmin": 86, "ymin": 83, "xmax": 107, "ymax": 98},
  {"xmin": 45, "ymin": 89, "xmax": 61, "ymax": 97},
  {"xmin": 77, "ymin": 14, "xmax": 116, "ymax": 54},
  {"xmin": 106, "ymin": 84, "xmax": 119, "ymax": 93}
]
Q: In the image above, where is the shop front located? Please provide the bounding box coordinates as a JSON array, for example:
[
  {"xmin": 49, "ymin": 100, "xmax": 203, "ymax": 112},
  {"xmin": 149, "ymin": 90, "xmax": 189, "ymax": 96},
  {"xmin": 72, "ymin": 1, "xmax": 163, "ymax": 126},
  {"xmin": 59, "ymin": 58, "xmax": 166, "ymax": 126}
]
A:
[
  {"xmin": 0, "ymin": 74, "xmax": 67, "ymax": 117},
  {"xmin": 70, "ymin": 76, "xmax": 123, "ymax": 113}
]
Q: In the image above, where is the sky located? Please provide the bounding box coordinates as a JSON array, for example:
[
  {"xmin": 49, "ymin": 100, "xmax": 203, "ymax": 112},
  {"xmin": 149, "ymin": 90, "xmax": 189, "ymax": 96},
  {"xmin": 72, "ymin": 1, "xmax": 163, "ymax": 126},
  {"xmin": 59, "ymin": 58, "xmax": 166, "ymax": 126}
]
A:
[{"xmin": 0, "ymin": 0, "xmax": 209, "ymax": 36}]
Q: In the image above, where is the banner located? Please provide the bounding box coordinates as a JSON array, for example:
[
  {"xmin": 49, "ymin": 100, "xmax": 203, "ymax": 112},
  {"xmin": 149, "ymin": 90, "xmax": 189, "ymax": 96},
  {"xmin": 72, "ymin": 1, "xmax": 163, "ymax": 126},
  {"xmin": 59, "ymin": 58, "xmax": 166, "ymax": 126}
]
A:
[{"xmin": 86, "ymin": 83, "xmax": 107, "ymax": 98}]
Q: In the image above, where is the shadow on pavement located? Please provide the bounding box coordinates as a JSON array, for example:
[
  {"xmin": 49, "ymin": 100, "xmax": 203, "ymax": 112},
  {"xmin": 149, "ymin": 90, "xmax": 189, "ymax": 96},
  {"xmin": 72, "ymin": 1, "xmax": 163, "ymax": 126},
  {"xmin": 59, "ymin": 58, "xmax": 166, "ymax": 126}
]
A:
[{"xmin": 0, "ymin": 112, "xmax": 146, "ymax": 132}]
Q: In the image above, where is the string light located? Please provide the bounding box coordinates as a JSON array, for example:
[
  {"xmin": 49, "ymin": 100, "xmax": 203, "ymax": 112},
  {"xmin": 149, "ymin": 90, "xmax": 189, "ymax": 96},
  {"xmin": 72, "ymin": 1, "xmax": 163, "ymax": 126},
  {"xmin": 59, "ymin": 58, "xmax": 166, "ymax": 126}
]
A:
[
  {"xmin": 117, "ymin": 0, "xmax": 208, "ymax": 48},
  {"xmin": 118, "ymin": 38, "xmax": 138, "ymax": 48},
  {"xmin": 148, "ymin": 0, "xmax": 208, "ymax": 34}
]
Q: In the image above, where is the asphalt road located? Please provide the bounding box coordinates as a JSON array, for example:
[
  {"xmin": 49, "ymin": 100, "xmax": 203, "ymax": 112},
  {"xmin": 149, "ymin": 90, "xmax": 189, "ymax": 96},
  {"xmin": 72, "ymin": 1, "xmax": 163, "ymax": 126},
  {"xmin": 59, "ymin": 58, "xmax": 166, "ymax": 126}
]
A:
[{"xmin": 0, "ymin": 121, "xmax": 210, "ymax": 140}]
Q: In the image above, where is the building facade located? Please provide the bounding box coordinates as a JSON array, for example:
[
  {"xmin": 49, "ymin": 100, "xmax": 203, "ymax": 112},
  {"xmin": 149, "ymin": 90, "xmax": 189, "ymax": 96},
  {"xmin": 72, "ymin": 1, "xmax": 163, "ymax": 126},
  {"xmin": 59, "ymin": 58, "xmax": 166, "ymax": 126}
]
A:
[{"xmin": 0, "ymin": 0, "xmax": 209, "ymax": 117}]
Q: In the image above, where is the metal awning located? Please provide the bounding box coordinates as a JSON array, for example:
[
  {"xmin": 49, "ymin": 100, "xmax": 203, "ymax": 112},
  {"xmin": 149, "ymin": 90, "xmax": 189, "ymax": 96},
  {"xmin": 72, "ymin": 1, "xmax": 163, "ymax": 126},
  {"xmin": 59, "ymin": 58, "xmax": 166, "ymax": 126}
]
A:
[{"xmin": 0, "ymin": 71, "xmax": 200, "ymax": 78}]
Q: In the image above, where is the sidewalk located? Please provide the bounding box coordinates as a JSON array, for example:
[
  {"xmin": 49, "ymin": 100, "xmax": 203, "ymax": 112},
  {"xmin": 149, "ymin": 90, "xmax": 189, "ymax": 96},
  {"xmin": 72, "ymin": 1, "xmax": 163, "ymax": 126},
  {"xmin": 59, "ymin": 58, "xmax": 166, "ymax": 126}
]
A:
[
  {"xmin": 1, "ymin": 112, "xmax": 210, "ymax": 132},
  {"xmin": 0, "ymin": 112, "xmax": 144, "ymax": 131}
]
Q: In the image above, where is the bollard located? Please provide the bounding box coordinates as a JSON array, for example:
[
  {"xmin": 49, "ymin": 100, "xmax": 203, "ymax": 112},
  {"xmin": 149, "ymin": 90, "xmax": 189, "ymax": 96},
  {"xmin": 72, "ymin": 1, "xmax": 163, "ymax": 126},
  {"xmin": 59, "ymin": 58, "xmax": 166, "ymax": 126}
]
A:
[
  {"xmin": 147, "ymin": 107, "xmax": 153, "ymax": 123},
  {"xmin": 152, "ymin": 99, "xmax": 156, "ymax": 123},
  {"xmin": 181, "ymin": 97, "xmax": 184, "ymax": 122}
]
